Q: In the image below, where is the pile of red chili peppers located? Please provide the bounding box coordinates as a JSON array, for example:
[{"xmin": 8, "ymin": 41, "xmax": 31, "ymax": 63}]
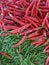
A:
[{"xmin": 0, "ymin": 0, "xmax": 49, "ymax": 65}]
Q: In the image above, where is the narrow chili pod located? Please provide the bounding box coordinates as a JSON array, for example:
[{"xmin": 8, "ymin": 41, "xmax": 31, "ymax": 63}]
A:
[
  {"xmin": 44, "ymin": 57, "xmax": 49, "ymax": 65},
  {"xmin": 11, "ymin": 35, "xmax": 26, "ymax": 48},
  {"xmin": 0, "ymin": 52, "xmax": 11, "ymax": 59}
]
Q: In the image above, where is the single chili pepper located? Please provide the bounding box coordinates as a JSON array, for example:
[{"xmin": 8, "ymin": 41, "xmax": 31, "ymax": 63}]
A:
[
  {"xmin": 39, "ymin": 6, "xmax": 49, "ymax": 9},
  {"xmin": 10, "ymin": 24, "xmax": 31, "ymax": 34},
  {"xmin": 9, "ymin": 13, "xmax": 25, "ymax": 26},
  {"xmin": 31, "ymin": 1, "xmax": 37, "ymax": 16},
  {"xmin": 31, "ymin": 36, "xmax": 46, "ymax": 46},
  {"xmin": 25, "ymin": 0, "xmax": 34, "ymax": 17},
  {"xmin": 42, "ymin": 13, "xmax": 48, "ymax": 27},
  {"xmin": 19, "ymin": 1, "xmax": 25, "ymax": 10},
  {"xmin": 1, "ymin": 20, "xmax": 5, "ymax": 30},
  {"xmin": 28, "ymin": 34, "xmax": 44, "ymax": 40},
  {"xmin": 44, "ymin": 49, "xmax": 49, "ymax": 53},
  {"xmin": 7, "ymin": 0, "xmax": 15, "ymax": 3},
  {"xmin": 35, "ymin": 37, "xmax": 46, "ymax": 47},
  {"xmin": 39, "ymin": 9, "xmax": 49, "ymax": 12},
  {"xmin": 11, "ymin": 35, "xmax": 26, "ymax": 48},
  {"xmin": 27, "ymin": 16, "xmax": 39, "ymax": 23},
  {"xmin": 23, "ymin": 0, "xmax": 29, "ymax": 5},
  {"xmin": 4, "ymin": 25, "xmax": 18, "ymax": 30},
  {"xmin": 4, "ymin": 19, "xmax": 14, "ymax": 24},
  {"xmin": 27, "ymin": 31, "xmax": 40, "ymax": 38},
  {"xmin": 20, "ymin": 27, "xmax": 40, "ymax": 36},
  {"xmin": 46, "ymin": 19, "xmax": 49, "ymax": 29},
  {"xmin": 7, "ymin": 4, "xmax": 18, "ymax": 9},
  {"xmin": 26, "ymin": 17, "xmax": 38, "ymax": 27},
  {"xmin": 19, "ymin": 28, "xmax": 34, "ymax": 36},
  {"xmin": 46, "ymin": 0, "xmax": 49, "ymax": 7},
  {"xmin": 42, "ymin": 29, "xmax": 47, "ymax": 38},
  {"xmin": 43, "ymin": 45, "xmax": 49, "ymax": 53},
  {"xmin": 8, "ymin": 9, "xmax": 21, "ymax": 16},
  {"xmin": 7, "ymin": 6, "xmax": 25, "ymax": 13},
  {"xmin": 36, "ymin": 0, "xmax": 41, "ymax": 8},
  {"xmin": 0, "ymin": 52, "xmax": 11, "ymax": 59},
  {"xmin": 20, "ymin": 0, "xmax": 29, "ymax": 5},
  {"xmin": 44, "ymin": 57, "xmax": 49, "ymax": 65},
  {"xmin": 1, "ymin": 3, "xmax": 4, "ymax": 18},
  {"xmin": 47, "ymin": 31, "xmax": 49, "ymax": 36}
]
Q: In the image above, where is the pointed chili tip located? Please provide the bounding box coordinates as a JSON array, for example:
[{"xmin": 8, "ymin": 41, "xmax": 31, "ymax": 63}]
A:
[{"xmin": 11, "ymin": 45, "xmax": 15, "ymax": 48}]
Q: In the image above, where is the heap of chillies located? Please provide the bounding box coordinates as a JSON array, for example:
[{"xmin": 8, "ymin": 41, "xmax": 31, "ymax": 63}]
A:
[{"xmin": 0, "ymin": 0, "xmax": 49, "ymax": 65}]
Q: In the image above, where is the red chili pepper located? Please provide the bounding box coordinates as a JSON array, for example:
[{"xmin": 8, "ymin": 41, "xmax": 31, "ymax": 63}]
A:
[
  {"xmin": 0, "ymin": 32, "xmax": 10, "ymax": 36},
  {"xmin": 25, "ymin": 0, "xmax": 34, "ymax": 17},
  {"xmin": 28, "ymin": 34, "xmax": 44, "ymax": 40},
  {"xmin": 40, "ymin": 9, "xmax": 49, "ymax": 12},
  {"xmin": 31, "ymin": 36, "xmax": 46, "ymax": 46},
  {"xmin": 20, "ymin": 26, "xmax": 41, "ymax": 35},
  {"xmin": 46, "ymin": 19, "xmax": 49, "ymax": 29},
  {"xmin": 31, "ymin": 1, "xmax": 37, "ymax": 16},
  {"xmin": 35, "ymin": 37, "xmax": 46, "ymax": 47},
  {"xmin": 11, "ymin": 35, "xmax": 26, "ymax": 48},
  {"xmin": 46, "ymin": 0, "xmax": 49, "ymax": 7},
  {"xmin": 1, "ymin": 3, "xmax": 4, "ymax": 18},
  {"xmin": 39, "ymin": 6, "xmax": 49, "ymax": 9},
  {"xmin": 10, "ymin": 24, "xmax": 31, "ymax": 34},
  {"xmin": 36, "ymin": 0, "xmax": 41, "ymax": 8},
  {"xmin": 0, "ymin": 52, "xmax": 11, "ymax": 59},
  {"xmin": 4, "ymin": 25, "xmax": 18, "ymax": 30},
  {"xmin": 25, "ymin": 16, "xmax": 38, "ymax": 27},
  {"xmin": 43, "ymin": 45, "xmax": 49, "ymax": 53},
  {"xmin": 20, "ymin": 0, "xmax": 29, "ymax": 5},
  {"xmin": 19, "ymin": 29, "xmax": 34, "ymax": 36},
  {"xmin": 9, "ymin": 13, "xmax": 25, "ymax": 26},
  {"xmin": 4, "ymin": 19, "xmax": 14, "ymax": 24},
  {"xmin": 28, "ymin": 31, "xmax": 40, "ymax": 38},
  {"xmin": 28, "ymin": 16, "xmax": 39, "ymax": 23},
  {"xmin": 47, "ymin": 31, "xmax": 49, "ymax": 36},
  {"xmin": 42, "ymin": 29, "xmax": 47, "ymax": 37},
  {"xmin": 42, "ymin": 13, "xmax": 48, "ymax": 27},
  {"xmin": 44, "ymin": 57, "xmax": 49, "ymax": 65}
]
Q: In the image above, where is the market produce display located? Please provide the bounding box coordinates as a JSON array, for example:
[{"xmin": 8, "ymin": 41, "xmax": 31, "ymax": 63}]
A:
[{"xmin": 0, "ymin": 0, "xmax": 49, "ymax": 65}]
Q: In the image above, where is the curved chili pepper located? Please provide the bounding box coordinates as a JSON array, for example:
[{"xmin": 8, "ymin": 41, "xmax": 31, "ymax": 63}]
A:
[
  {"xmin": 11, "ymin": 35, "xmax": 26, "ymax": 48},
  {"xmin": 0, "ymin": 52, "xmax": 11, "ymax": 59},
  {"xmin": 43, "ymin": 45, "xmax": 49, "ymax": 53},
  {"xmin": 44, "ymin": 57, "xmax": 49, "ymax": 65}
]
